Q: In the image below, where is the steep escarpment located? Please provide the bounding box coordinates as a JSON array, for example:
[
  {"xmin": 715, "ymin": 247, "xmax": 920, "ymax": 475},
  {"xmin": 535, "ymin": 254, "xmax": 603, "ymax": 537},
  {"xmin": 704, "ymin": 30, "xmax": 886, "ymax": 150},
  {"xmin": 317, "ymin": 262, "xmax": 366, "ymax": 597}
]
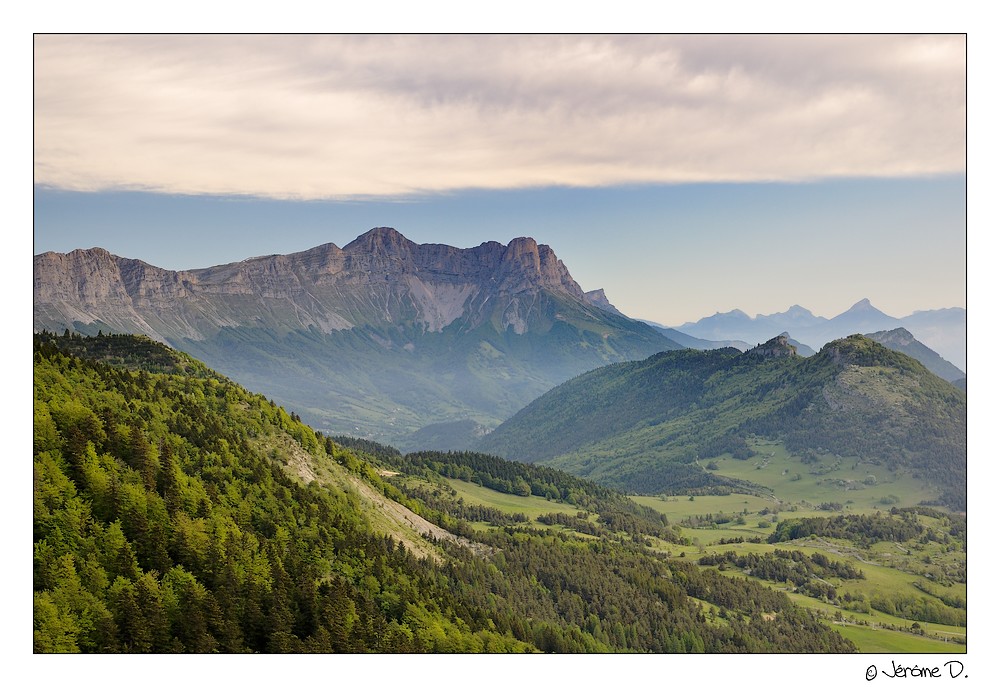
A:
[
  {"xmin": 35, "ymin": 228, "xmax": 681, "ymax": 443},
  {"xmin": 35, "ymin": 228, "xmax": 593, "ymax": 339}
]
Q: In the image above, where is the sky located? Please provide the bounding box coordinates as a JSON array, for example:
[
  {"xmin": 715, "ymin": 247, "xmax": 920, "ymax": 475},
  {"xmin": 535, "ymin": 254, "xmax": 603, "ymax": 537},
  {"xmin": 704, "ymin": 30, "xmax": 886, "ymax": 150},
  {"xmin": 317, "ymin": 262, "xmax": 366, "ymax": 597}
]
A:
[{"xmin": 32, "ymin": 34, "xmax": 967, "ymax": 327}]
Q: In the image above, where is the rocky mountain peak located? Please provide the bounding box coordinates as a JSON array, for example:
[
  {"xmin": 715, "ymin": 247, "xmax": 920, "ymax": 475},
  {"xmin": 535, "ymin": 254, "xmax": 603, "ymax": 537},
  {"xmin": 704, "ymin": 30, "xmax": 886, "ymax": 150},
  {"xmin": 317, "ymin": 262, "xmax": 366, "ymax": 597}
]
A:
[
  {"xmin": 744, "ymin": 333, "xmax": 798, "ymax": 358},
  {"xmin": 584, "ymin": 289, "xmax": 626, "ymax": 317},
  {"xmin": 781, "ymin": 304, "xmax": 816, "ymax": 320},
  {"xmin": 34, "ymin": 247, "xmax": 129, "ymax": 301},
  {"xmin": 719, "ymin": 309, "xmax": 751, "ymax": 320},
  {"xmin": 584, "ymin": 288, "xmax": 611, "ymax": 308},
  {"xmin": 34, "ymin": 227, "xmax": 602, "ymax": 340},
  {"xmin": 867, "ymin": 327, "xmax": 915, "ymax": 346},
  {"xmin": 344, "ymin": 226, "xmax": 415, "ymax": 254},
  {"xmin": 501, "ymin": 237, "xmax": 541, "ymax": 272},
  {"xmin": 845, "ymin": 298, "xmax": 877, "ymax": 313},
  {"xmin": 492, "ymin": 236, "xmax": 583, "ymax": 298}
]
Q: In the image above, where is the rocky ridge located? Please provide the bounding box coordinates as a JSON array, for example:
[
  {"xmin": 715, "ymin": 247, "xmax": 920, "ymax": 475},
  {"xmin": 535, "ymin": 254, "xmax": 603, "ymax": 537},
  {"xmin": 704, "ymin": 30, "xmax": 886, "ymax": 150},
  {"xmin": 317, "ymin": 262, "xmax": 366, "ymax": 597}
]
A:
[
  {"xmin": 35, "ymin": 227, "xmax": 680, "ymax": 443},
  {"xmin": 34, "ymin": 227, "xmax": 591, "ymax": 340}
]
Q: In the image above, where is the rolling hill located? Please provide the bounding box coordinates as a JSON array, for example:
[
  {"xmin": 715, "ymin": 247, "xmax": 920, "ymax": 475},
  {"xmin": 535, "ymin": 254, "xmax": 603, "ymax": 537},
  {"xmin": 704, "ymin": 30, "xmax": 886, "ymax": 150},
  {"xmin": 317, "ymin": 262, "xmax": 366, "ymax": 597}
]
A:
[
  {"xmin": 479, "ymin": 334, "xmax": 967, "ymax": 510},
  {"xmin": 864, "ymin": 328, "xmax": 965, "ymax": 385}
]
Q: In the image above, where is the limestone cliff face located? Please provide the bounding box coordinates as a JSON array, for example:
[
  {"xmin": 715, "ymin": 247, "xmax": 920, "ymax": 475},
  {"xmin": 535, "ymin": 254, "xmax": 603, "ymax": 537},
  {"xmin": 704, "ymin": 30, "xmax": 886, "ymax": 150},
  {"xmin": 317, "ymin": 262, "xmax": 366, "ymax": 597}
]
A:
[
  {"xmin": 34, "ymin": 227, "xmax": 594, "ymax": 340},
  {"xmin": 35, "ymin": 227, "xmax": 685, "ymax": 444}
]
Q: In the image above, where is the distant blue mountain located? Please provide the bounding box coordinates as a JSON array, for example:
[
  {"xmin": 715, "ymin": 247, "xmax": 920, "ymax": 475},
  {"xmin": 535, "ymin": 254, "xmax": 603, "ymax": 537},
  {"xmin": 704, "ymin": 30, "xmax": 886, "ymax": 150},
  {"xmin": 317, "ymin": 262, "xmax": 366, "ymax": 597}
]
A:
[
  {"xmin": 672, "ymin": 300, "xmax": 965, "ymax": 373},
  {"xmin": 637, "ymin": 320, "xmax": 750, "ymax": 352}
]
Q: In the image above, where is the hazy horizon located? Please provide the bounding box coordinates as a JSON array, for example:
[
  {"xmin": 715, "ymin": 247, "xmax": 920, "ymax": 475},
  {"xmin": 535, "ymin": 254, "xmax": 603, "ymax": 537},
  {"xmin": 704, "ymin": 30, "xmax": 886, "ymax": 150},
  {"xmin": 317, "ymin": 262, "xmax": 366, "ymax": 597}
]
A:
[{"xmin": 32, "ymin": 201, "xmax": 965, "ymax": 328}]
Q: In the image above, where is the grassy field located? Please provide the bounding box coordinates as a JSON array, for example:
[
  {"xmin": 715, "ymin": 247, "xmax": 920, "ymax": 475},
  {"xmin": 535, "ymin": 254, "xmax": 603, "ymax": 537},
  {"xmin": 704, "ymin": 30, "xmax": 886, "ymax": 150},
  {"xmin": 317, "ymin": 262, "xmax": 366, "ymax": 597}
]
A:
[
  {"xmin": 696, "ymin": 531, "xmax": 967, "ymax": 651},
  {"xmin": 632, "ymin": 492, "xmax": 836, "ymax": 547},
  {"xmin": 632, "ymin": 463, "xmax": 966, "ymax": 655},
  {"xmin": 701, "ymin": 559, "xmax": 966, "ymax": 652},
  {"xmin": 445, "ymin": 478, "xmax": 584, "ymax": 519},
  {"xmin": 832, "ymin": 623, "xmax": 965, "ymax": 653},
  {"xmin": 633, "ymin": 493, "xmax": 779, "ymax": 520},
  {"xmin": 631, "ymin": 455, "xmax": 946, "ymax": 551},
  {"xmin": 703, "ymin": 440, "xmax": 939, "ymax": 511}
]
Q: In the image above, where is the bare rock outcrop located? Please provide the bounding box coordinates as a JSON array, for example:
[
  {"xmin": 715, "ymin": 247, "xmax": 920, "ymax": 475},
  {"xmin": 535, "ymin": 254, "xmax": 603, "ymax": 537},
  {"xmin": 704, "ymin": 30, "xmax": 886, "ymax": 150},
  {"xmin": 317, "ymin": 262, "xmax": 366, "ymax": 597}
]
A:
[{"xmin": 34, "ymin": 227, "xmax": 593, "ymax": 340}]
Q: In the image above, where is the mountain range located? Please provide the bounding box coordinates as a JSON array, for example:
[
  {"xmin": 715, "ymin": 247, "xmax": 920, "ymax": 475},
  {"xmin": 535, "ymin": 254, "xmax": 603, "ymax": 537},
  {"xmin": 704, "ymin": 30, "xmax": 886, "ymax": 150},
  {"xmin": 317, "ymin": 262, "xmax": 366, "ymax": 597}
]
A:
[
  {"xmin": 667, "ymin": 300, "xmax": 966, "ymax": 373},
  {"xmin": 34, "ymin": 227, "xmax": 680, "ymax": 445}
]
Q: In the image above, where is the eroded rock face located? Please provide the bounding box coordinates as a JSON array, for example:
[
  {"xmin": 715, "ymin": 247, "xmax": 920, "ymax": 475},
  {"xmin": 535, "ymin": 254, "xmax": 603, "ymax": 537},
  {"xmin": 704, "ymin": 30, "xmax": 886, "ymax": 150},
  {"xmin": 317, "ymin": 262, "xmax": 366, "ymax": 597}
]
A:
[
  {"xmin": 34, "ymin": 227, "xmax": 591, "ymax": 339},
  {"xmin": 744, "ymin": 334, "xmax": 798, "ymax": 358},
  {"xmin": 36, "ymin": 226, "xmax": 685, "ymax": 444},
  {"xmin": 584, "ymin": 288, "xmax": 627, "ymax": 317}
]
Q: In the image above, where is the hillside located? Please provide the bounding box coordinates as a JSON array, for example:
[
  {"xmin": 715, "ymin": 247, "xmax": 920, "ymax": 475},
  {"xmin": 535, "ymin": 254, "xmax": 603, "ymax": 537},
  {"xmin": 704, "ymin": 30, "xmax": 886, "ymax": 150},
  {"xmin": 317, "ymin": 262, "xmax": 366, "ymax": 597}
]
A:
[
  {"xmin": 34, "ymin": 228, "xmax": 680, "ymax": 445},
  {"xmin": 479, "ymin": 335, "xmax": 966, "ymax": 510},
  {"xmin": 864, "ymin": 328, "xmax": 965, "ymax": 385},
  {"xmin": 33, "ymin": 332, "xmax": 854, "ymax": 653}
]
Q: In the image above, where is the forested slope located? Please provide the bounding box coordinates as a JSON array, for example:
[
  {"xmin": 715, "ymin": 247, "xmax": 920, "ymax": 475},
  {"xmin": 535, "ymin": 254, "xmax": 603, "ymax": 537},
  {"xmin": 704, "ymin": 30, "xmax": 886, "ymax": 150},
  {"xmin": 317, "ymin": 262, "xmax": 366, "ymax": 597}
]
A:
[
  {"xmin": 480, "ymin": 335, "xmax": 966, "ymax": 509},
  {"xmin": 33, "ymin": 332, "xmax": 855, "ymax": 653}
]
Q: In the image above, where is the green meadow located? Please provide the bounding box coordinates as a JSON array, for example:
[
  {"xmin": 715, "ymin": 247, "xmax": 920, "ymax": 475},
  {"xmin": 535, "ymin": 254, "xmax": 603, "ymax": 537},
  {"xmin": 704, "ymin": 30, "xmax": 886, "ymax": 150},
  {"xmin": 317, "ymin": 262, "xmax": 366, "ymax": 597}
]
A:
[
  {"xmin": 445, "ymin": 478, "xmax": 584, "ymax": 519},
  {"xmin": 832, "ymin": 624, "xmax": 965, "ymax": 653},
  {"xmin": 626, "ymin": 438, "xmax": 967, "ymax": 654},
  {"xmin": 432, "ymin": 472, "xmax": 967, "ymax": 653},
  {"xmin": 704, "ymin": 440, "xmax": 939, "ymax": 511},
  {"xmin": 381, "ymin": 436, "xmax": 966, "ymax": 654}
]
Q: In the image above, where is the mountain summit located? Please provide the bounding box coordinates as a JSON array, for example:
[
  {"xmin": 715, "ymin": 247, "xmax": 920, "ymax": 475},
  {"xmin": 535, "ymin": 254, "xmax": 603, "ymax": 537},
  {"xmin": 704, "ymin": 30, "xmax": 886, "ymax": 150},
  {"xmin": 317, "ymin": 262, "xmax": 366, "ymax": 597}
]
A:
[
  {"xmin": 864, "ymin": 328, "xmax": 965, "ymax": 384},
  {"xmin": 34, "ymin": 228, "xmax": 680, "ymax": 443},
  {"xmin": 745, "ymin": 333, "xmax": 799, "ymax": 358}
]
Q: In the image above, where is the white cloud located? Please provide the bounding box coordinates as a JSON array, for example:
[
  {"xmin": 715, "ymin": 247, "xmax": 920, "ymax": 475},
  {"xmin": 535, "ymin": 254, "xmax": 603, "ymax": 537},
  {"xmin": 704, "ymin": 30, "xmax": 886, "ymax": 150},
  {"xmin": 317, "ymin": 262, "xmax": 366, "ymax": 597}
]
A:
[{"xmin": 34, "ymin": 34, "xmax": 966, "ymax": 199}]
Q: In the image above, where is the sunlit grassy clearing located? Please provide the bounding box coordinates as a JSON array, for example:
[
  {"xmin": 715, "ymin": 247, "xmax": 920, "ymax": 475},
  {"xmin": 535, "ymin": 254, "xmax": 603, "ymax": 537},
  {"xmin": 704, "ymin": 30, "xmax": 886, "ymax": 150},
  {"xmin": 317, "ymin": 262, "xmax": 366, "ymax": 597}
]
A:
[
  {"xmin": 831, "ymin": 623, "xmax": 965, "ymax": 654},
  {"xmin": 445, "ymin": 478, "xmax": 584, "ymax": 518}
]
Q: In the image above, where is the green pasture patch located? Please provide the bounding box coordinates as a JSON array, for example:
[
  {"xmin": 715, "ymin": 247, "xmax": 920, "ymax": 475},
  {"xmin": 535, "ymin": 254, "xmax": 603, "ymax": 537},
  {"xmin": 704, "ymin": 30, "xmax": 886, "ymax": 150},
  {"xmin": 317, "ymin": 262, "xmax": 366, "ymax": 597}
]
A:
[
  {"xmin": 702, "ymin": 541, "xmax": 778, "ymax": 556},
  {"xmin": 446, "ymin": 478, "xmax": 584, "ymax": 519},
  {"xmin": 705, "ymin": 440, "xmax": 940, "ymax": 510},
  {"xmin": 632, "ymin": 493, "xmax": 779, "ymax": 520},
  {"xmin": 699, "ymin": 534, "xmax": 966, "ymax": 650},
  {"xmin": 674, "ymin": 525, "xmax": 769, "ymax": 546},
  {"xmin": 832, "ymin": 623, "xmax": 965, "ymax": 654},
  {"xmin": 724, "ymin": 570, "xmax": 965, "ymax": 646}
]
